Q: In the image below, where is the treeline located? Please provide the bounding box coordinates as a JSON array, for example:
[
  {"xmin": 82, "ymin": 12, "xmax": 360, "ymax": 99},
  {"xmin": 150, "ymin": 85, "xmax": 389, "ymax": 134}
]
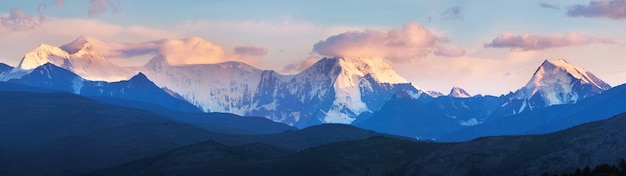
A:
[{"xmin": 541, "ymin": 159, "xmax": 626, "ymax": 176}]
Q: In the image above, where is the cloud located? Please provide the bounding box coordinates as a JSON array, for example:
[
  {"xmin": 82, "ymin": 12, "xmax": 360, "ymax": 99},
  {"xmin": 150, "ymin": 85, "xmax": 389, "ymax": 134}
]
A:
[
  {"xmin": 157, "ymin": 37, "xmax": 227, "ymax": 65},
  {"xmin": 539, "ymin": 2, "xmax": 560, "ymax": 10},
  {"xmin": 0, "ymin": 8, "xmax": 46, "ymax": 31},
  {"xmin": 441, "ymin": 6, "xmax": 464, "ymax": 20},
  {"xmin": 233, "ymin": 46, "xmax": 268, "ymax": 57},
  {"xmin": 60, "ymin": 36, "xmax": 230, "ymax": 65},
  {"xmin": 567, "ymin": 0, "xmax": 626, "ymax": 19},
  {"xmin": 484, "ymin": 32, "xmax": 615, "ymax": 51},
  {"xmin": 60, "ymin": 36, "xmax": 158, "ymax": 57},
  {"xmin": 282, "ymin": 54, "xmax": 323, "ymax": 74},
  {"xmin": 312, "ymin": 22, "xmax": 464, "ymax": 62},
  {"xmin": 434, "ymin": 47, "xmax": 465, "ymax": 57},
  {"xmin": 89, "ymin": 0, "xmax": 120, "ymax": 17}
]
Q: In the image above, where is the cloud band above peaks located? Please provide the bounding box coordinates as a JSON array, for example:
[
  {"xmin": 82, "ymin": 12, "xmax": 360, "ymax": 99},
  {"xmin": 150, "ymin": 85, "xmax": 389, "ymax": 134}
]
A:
[
  {"xmin": 312, "ymin": 22, "xmax": 465, "ymax": 62},
  {"xmin": 484, "ymin": 32, "xmax": 615, "ymax": 51}
]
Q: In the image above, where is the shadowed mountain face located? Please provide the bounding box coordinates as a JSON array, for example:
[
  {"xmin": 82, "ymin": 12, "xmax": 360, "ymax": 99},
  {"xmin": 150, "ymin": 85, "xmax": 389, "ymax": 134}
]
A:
[
  {"xmin": 6, "ymin": 63, "xmax": 202, "ymax": 113},
  {"xmin": 0, "ymin": 91, "xmax": 215, "ymax": 176},
  {"xmin": 93, "ymin": 111, "xmax": 626, "ymax": 176},
  {"xmin": 355, "ymin": 60, "xmax": 616, "ymax": 141},
  {"xmin": 354, "ymin": 90, "xmax": 502, "ymax": 140},
  {"xmin": 88, "ymin": 140, "xmax": 296, "ymax": 176},
  {"xmin": 210, "ymin": 124, "xmax": 415, "ymax": 151},
  {"xmin": 408, "ymin": 111, "xmax": 626, "ymax": 176},
  {"xmin": 1, "ymin": 64, "xmax": 295, "ymax": 136},
  {"xmin": 88, "ymin": 136, "xmax": 444, "ymax": 176},
  {"xmin": 0, "ymin": 63, "xmax": 11, "ymax": 75},
  {"xmin": 441, "ymin": 83, "xmax": 626, "ymax": 142}
]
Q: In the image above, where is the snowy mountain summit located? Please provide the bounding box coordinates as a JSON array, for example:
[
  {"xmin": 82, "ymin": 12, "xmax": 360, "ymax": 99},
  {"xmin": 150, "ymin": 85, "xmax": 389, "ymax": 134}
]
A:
[
  {"xmin": 324, "ymin": 57, "xmax": 411, "ymax": 123},
  {"xmin": 140, "ymin": 56, "xmax": 423, "ymax": 127},
  {"xmin": 448, "ymin": 87, "xmax": 471, "ymax": 98},
  {"xmin": 9, "ymin": 36, "xmax": 133, "ymax": 82},
  {"xmin": 504, "ymin": 59, "xmax": 611, "ymax": 114}
]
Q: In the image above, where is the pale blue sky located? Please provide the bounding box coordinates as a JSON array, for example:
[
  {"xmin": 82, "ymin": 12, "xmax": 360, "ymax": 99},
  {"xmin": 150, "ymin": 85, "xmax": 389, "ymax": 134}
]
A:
[{"xmin": 1, "ymin": 0, "xmax": 625, "ymax": 95}]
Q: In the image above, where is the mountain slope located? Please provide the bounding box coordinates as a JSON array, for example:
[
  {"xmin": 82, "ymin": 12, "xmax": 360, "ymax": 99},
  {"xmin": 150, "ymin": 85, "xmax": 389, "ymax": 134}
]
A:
[
  {"xmin": 0, "ymin": 63, "xmax": 11, "ymax": 76},
  {"xmin": 80, "ymin": 72, "xmax": 201, "ymax": 113},
  {"xmin": 407, "ymin": 111, "xmax": 626, "ymax": 176},
  {"xmin": 6, "ymin": 63, "xmax": 201, "ymax": 113},
  {"xmin": 89, "ymin": 140, "xmax": 295, "ymax": 176},
  {"xmin": 441, "ymin": 82, "xmax": 626, "ymax": 142},
  {"xmin": 140, "ymin": 56, "xmax": 426, "ymax": 128},
  {"xmin": 95, "ymin": 110, "xmax": 626, "ymax": 176},
  {"xmin": 448, "ymin": 86, "xmax": 471, "ymax": 98},
  {"xmin": 0, "ymin": 91, "xmax": 215, "ymax": 176},
  {"xmin": 354, "ymin": 89, "xmax": 501, "ymax": 140},
  {"xmin": 355, "ymin": 59, "xmax": 611, "ymax": 140},
  {"xmin": 141, "ymin": 56, "xmax": 265, "ymax": 114},
  {"xmin": 499, "ymin": 59, "xmax": 610, "ymax": 115},
  {"xmin": 210, "ymin": 124, "xmax": 415, "ymax": 151},
  {"xmin": 88, "ymin": 124, "xmax": 433, "ymax": 176},
  {"xmin": 3, "ymin": 63, "xmax": 294, "ymax": 136}
]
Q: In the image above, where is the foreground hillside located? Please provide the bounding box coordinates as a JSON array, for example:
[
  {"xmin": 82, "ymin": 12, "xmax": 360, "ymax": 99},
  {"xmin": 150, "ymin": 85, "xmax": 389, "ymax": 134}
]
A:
[
  {"xmin": 93, "ymin": 111, "xmax": 626, "ymax": 175},
  {"xmin": 0, "ymin": 91, "xmax": 216, "ymax": 175}
]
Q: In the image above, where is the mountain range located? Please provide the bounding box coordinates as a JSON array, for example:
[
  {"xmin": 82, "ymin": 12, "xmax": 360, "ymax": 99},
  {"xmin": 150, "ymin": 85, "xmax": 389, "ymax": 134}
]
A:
[
  {"xmin": 0, "ymin": 37, "xmax": 617, "ymax": 139},
  {"xmin": 4, "ymin": 38, "xmax": 435, "ymax": 128},
  {"xmin": 90, "ymin": 111, "xmax": 626, "ymax": 176},
  {"xmin": 1, "ymin": 36, "xmax": 626, "ymax": 175}
]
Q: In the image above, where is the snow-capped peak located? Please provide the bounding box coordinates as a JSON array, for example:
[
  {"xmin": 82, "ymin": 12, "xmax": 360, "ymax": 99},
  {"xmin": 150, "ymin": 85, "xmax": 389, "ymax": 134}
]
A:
[
  {"xmin": 336, "ymin": 57, "xmax": 409, "ymax": 84},
  {"xmin": 448, "ymin": 86, "xmax": 471, "ymax": 98},
  {"xmin": 542, "ymin": 59, "xmax": 609, "ymax": 90},
  {"xmin": 60, "ymin": 35, "xmax": 96, "ymax": 54},
  {"xmin": 11, "ymin": 37, "xmax": 134, "ymax": 82},
  {"xmin": 16, "ymin": 44, "xmax": 70, "ymax": 70},
  {"xmin": 321, "ymin": 57, "xmax": 415, "ymax": 124},
  {"xmin": 426, "ymin": 90, "xmax": 444, "ymax": 98},
  {"xmin": 515, "ymin": 59, "xmax": 610, "ymax": 106}
]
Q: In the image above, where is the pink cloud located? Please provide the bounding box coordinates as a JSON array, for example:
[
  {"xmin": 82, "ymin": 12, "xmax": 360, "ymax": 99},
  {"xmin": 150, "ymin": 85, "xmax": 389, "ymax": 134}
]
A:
[
  {"xmin": 157, "ymin": 37, "xmax": 226, "ymax": 65},
  {"xmin": 484, "ymin": 32, "xmax": 615, "ymax": 51},
  {"xmin": 312, "ymin": 22, "xmax": 464, "ymax": 62},
  {"xmin": 233, "ymin": 46, "xmax": 268, "ymax": 57},
  {"xmin": 61, "ymin": 36, "xmax": 157, "ymax": 57},
  {"xmin": 434, "ymin": 47, "xmax": 465, "ymax": 57},
  {"xmin": 567, "ymin": 0, "xmax": 626, "ymax": 19},
  {"xmin": 282, "ymin": 54, "xmax": 323, "ymax": 74},
  {"xmin": 89, "ymin": 0, "xmax": 120, "ymax": 17},
  {"xmin": 60, "ymin": 36, "xmax": 228, "ymax": 66},
  {"xmin": 0, "ymin": 8, "xmax": 46, "ymax": 31}
]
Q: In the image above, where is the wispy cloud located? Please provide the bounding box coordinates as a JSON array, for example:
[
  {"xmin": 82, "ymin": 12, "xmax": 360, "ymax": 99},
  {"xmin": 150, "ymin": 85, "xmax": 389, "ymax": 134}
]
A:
[
  {"xmin": 0, "ymin": 8, "xmax": 46, "ymax": 31},
  {"xmin": 538, "ymin": 2, "xmax": 560, "ymax": 10},
  {"xmin": 484, "ymin": 32, "xmax": 615, "ymax": 51},
  {"xmin": 233, "ymin": 46, "xmax": 268, "ymax": 57},
  {"xmin": 434, "ymin": 47, "xmax": 465, "ymax": 57},
  {"xmin": 89, "ymin": 0, "xmax": 120, "ymax": 17},
  {"xmin": 312, "ymin": 22, "xmax": 464, "ymax": 63},
  {"xmin": 441, "ymin": 6, "xmax": 464, "ymax": 20},
  {"xmin": 281, "ymin": 53, "xmax": 322, "ymax": 74},
  {"xmin": 567, "ymin": 0, "xmax": 626, "ymax": 19},
  {"xmin": 60, "ymin": 36, "xmax": 233, "ymax": 65}
]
